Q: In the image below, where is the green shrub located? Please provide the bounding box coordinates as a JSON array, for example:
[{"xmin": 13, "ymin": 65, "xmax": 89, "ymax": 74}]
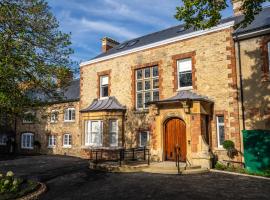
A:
[
  {"xmin": 223, "ymin": 140, "xmax": 235, "ymax": 150},
  {"xmin": 215, "ymin": 162, "xmax": 226, "ymax": 170}
]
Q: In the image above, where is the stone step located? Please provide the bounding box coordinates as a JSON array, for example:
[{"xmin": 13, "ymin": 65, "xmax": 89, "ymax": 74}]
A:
[{"xmin": 182, "ymin": 168, "xmax": 209, "ymax": 175}]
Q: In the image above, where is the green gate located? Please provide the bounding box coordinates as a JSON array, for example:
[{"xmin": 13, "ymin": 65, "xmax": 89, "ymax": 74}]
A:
[{"xmin": 243, "ymin": 130, "xmax": 270, "ymax": 173}]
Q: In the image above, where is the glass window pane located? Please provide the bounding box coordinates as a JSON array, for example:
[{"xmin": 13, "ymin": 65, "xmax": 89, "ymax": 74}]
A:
[
  {"xmin": 100, "ymin": 76, "xmax": 108, "ymax": 85},
  {"xmin": 91, "ymin": 121, "xmax": 100, "ymax": 132},
  {"xmin": 218, "ymin": 116, "xmax": 224, "ymax": 123},
  {"xmin": 153, "ymin": 66, "xmax": 159, "ymax": 77},
  {"xmin": 140, "ymin": 132, "xmax": 148, "ymax": 147},
  {"xmin": 110, "ymin": 120, "xmax": 117, "ymax": 132},
  {"xmin": 153, "ymin": 91, "xmax": 159, "ymax": 101},
  {"xmin": 137, "ymin": 93, "xmax": 143, "ymax": 108},
  {"xmin": 144, "ymin": 80, "xmax": 151, "ymax": 90},
  {"xmin": 178, "ymin": 58, "xmax": 192, "ymax": 72},
  {"xmin": 101, "ymin": 86, "xmax": 108, "ymax": 97},
  {"xmin": 110, "ymin": 133, "xmax": 117, "ymax": 145},
  {"xmin": 179, "ymin": 71, "xmax": 192, "ymax": 87},
  {"xmin": 137, "ymin": 81, "xmax": 143, "ymax": 91},
  {"xmin": 219, "ymin": 125, "xmax": 225, "ymax": 146},
  {"xmin": 153, "ymin": 79, "xmax": 159, "ymax": 89},
  {"xmin": 144, "ymin": 68, "xmax": 150, "ymax": 78},
  {"xmin": 136, "ymin": 69, "xmax": 142, "ymax": 79},
  {"xmin": 145, "ymin": 92, "xmax": 151, "ymax": 105}
]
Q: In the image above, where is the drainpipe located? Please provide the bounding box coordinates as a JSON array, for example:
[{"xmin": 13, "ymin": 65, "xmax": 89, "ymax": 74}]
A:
[{"xmin": 235, "ymin": 34, "xmax": 246, "ymax": 130}]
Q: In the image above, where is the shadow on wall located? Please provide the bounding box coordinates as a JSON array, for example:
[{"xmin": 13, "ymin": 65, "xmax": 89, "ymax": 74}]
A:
[{"xmin": 241, "ymin": 41, "xmax": 270, "ymax": 130}]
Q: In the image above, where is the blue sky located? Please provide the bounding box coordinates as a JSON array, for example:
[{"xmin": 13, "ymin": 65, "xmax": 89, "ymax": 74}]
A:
[{"xmin": 47, "ymin": 0, "xmax": 234, "ymax": 65}]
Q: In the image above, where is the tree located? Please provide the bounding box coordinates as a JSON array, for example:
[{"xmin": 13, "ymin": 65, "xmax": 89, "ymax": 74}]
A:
[
  {"xmin": 0, "ymin": 0, "xmax": 74, "ymax": 115},
  {"xmin": 175, "ymin": 0, "xmax": 270, "ymax": 30}
]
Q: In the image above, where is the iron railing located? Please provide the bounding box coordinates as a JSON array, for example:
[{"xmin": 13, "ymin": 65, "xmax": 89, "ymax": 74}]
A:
[
  {"xmin": 175, "ymin": 145, "xmax": 181, "ymax": 174},
  {"xmin": 90, "ymin": 147, "xmax": 150, "ymax": 167}
]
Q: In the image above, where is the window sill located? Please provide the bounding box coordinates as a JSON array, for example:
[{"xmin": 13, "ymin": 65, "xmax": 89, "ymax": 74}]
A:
[
  {"xmin": 100, "ymin": 96, "xmax": 109, "ymax": 100},
  {"xmin": 64, "ymin": 120, "xmax": 75, "ymax": 123},
  {"xmin": 177, "ymin": 86, "xmax": 193, "ymax": 91},
  {"xmin": 21, "ymin": 147, "xmax": 34, "ymax": 150},
  {"xmin": 214, "ymin": 147, "xmax": 226, "ymax": 151},
  {"xmin": 134, "ymin": 109, "xmax": 149, "ymax": 114},
  {"xmin": 63, "ymin": 145, "xmax": 72, "ymax": 149},
  {"xmin": 48, "ymin": 146, "xmax": 56, "ymax": 149},
  {"xmin": 50, "ymin": 121, "xmax": 58, "ymax": 124}
]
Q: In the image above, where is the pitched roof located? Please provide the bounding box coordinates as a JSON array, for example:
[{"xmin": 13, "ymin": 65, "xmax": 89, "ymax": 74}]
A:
[
  {"xmin": 148, "ymin": 90, "xmax": 213, "ymax": 104},
  {"xmin": 81, "ymin": 7, "xmax": 270, "ymax": 65},
  {"xmin": 80, "ymin": 97, "xmax": 126, "ymax": 112},
  {"xmin": 29, "ymin": 78, "xmax": 80, "ymax": 103},
  {"xmin": 234, "ymin": 6, "xmax": 270, "ymax": 36}
]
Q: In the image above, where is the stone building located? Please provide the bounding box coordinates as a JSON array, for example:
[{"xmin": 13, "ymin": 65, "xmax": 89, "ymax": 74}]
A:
[{"xmin": 11, "ymin": 2, "xmax": 270, "ymax": 168}]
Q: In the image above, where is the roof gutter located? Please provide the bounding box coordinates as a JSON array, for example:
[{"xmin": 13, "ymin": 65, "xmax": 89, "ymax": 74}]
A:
[
  {"xmin": 233, "ymin": 27, "xmax": 270, "ymax": 41},
  {"xmin": 80, "ymin": 21, "xmax": 235, "ymax": 67}
]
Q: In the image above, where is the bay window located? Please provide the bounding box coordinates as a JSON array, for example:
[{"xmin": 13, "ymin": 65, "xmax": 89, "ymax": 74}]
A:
[
  {"xmin": 85, "ymin": 120, "xmax": 103, "ymax": 146},
  {"xmin": 109, "ymin": 120, "xmax": 118, "ymax": 147}
]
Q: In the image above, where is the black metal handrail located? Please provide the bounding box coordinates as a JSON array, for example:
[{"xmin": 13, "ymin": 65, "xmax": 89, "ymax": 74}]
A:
[
  {"xmin": 175, "ymin": 145, "xmax": 181, "ymax": 174},
  {"xmin": 89, "ymin": 147, "xmax": 150, "ymax": 167}
]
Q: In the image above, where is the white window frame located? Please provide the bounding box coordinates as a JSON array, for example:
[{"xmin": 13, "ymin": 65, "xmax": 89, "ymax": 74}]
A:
[
  {"xmin": 135, "ymin": 66, "xmax": 159, "ymax": 110},
  {"xmin": 63, "ymin": 134, "xmax": 72, "ymax": 148},
  {"xmin": 22, "ymin": 111, "xmax": 35, "ymax": 124},
  {"xmin": 177, "ymin": 58, "xmax": 193, "ymax": 90},
  {"xmin": 100, "ymin": 75, "xmax": 109, "ymax": 99},
  {"xmin": 0, "ymin": 134, "xmax": 7, "ymax": 146},
  {"xmin": 109, "ymin": 120, "xmax": 118, "ymax": 147},
  {"xmin": 50, "ymin": 110, "xmax": 58, "ymax": 123},
  {"xmin": 216, "ymin": 116, "xmax": 225, "ymax": 148},
  {"xmin": 64, "ymin": 108, "xmax": 75, "ymax": 122},
  {"xmin": 21, "ymin": 132, "xmax": 34, "ymax": 149},
  {"xmin": 139, "ymin": 131, "xmax": 150, "ymax": 147},
  {"xmin": 85, "ymin": 120, "xmax": 103, "ymax": 147},
  {"xmin": 48, "ymin": 135, "xmax": 56, "ymax": 148}
]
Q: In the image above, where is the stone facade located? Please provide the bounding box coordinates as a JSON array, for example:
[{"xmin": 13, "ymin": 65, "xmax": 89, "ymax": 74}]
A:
[
  {"xmin": 16, "ymin": 101, "xmax": 81, "ymax": 157},
  {"xmin": 235, "ymin": 35, "xmax": 270, "ymax": 131},
  {"xmin": 80, "ymin": 27, "xmax": 242, "ymax": 167}
]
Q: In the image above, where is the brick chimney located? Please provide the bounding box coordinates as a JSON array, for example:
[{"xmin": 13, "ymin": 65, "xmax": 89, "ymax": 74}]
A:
[
  {"xmin": 102, "ymin": 37, "xmax": 120, "ymax": 53},
  {"xmin": 232, "ymin": 0, "xmax": 243, "ymax": 16}
]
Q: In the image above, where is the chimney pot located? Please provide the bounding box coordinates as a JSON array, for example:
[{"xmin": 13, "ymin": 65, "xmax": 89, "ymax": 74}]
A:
[{"xmin": 102, "ymin": 37, "xmax": 120, "ymax": 53}]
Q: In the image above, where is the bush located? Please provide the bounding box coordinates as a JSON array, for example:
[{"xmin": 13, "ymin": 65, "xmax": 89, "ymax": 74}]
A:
[
  {"xmin": 223, "ymin": 140, "xmax": 234, "ymax": 150},
  {"xmin": 223, "ymin": 140, "xmax": 238, "ymax": 159},
  {"xmin": 0, "ymin": 171, "xmax": 21, "ymax": 194},
  {"xmin": 215, "ymin": 162, "xmax": 226, "ymax": 170}
]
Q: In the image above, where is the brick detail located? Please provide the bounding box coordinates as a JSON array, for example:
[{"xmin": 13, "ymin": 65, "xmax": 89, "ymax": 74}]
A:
[
  {"xmin": 172, "ymin": 51, "xmax": 196, "ymax": 92},
  {"xmin": 97, "ymin": 70, "xmax": 112, "ymax": 98},
  {"xmin": 131, "ymin": 61, "xmax": 162, "ymax": 109}
]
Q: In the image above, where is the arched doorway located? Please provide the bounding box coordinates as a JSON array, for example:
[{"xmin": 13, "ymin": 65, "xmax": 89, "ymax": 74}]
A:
[{"xmin": 164, "ymin": 118, "xmax": 186, "ymax": 161}]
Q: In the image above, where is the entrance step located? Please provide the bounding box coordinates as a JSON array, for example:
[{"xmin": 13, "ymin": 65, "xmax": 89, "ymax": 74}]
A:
[{"xmin": 141, "ymin": 161, "xmax": 209, "ymax": 175}]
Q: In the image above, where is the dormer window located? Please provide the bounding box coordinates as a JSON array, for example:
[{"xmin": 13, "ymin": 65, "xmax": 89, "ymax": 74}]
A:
[{"xmin": 100, "ymin": 75, "xmax": 109, "ymax": 98}]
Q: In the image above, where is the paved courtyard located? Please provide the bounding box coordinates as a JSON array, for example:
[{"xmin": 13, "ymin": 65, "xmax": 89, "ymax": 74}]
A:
[{"xmin": 0, "ymin": 155, "xmax": 269, "ymax": 200}]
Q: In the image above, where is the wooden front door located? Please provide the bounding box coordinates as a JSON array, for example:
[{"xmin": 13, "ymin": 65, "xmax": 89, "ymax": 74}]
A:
[{"xmin": 164, "ymin": 118, "xmax": 186, "ymax": 161}]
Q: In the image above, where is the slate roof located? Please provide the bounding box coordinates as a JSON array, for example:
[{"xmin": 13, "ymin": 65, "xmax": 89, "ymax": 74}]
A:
[
  {"xmin": 234, "ymin": 6, "xmax": 270, "ymax": 36},
  {"xmin": 80, "ymin": 97, "xmax": 126, "ymax": 112},
  {"xmin": 29, "ymin": 78, "xmax": 80, "ymax": 103},
  {"xmin": 148, "ymin": 90, "xmax": 213, "ymax": 104},
  {"xmin": 88, "ymin": 7, "xmax": 270, "ymax": 62}
]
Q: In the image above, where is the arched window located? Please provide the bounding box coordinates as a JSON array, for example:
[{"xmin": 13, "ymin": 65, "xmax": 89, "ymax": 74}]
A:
[{"xmin": 21, "ymin": 133, "xmax": 34, "ymax": 149}]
